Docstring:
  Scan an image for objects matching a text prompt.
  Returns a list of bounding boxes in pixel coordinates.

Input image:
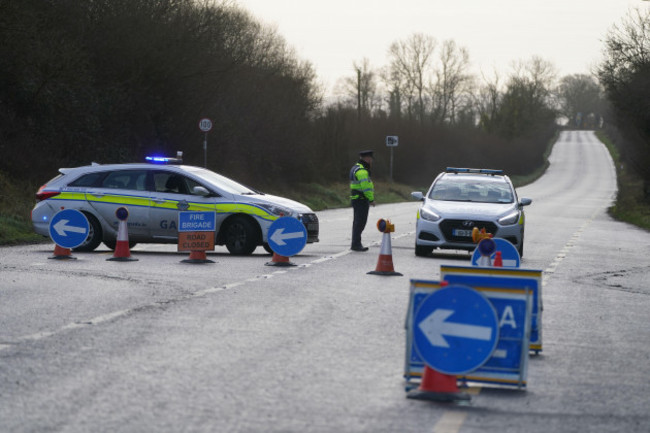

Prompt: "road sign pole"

[199,118,213,168]
[390,147,394,183]
[203,133,208,168]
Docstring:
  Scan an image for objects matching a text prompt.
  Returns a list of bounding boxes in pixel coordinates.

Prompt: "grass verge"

[596,130,650,230]
[0,173,45,245]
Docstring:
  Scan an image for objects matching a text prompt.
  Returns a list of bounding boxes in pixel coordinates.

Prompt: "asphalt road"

[1,130,649,432]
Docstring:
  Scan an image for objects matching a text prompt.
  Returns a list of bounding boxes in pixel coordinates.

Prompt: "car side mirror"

[192,186,211,197]
[519,197,532,206]
[411,191,424,201]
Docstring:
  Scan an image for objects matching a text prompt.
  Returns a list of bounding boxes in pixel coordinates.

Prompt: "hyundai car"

[32,156,319,255]
[412,168,531,257]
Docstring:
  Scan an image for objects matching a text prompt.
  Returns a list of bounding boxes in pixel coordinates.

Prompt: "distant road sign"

[386,135,399,147]
[267,217,307,257]
[199,118,213,132]
[49,209,90,249]
[413,285,498,375]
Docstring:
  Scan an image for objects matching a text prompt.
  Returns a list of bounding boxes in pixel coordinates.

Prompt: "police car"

[411,168,531,257]
[32,156,319,255]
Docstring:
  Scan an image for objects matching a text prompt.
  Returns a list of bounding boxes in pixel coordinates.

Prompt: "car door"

[148,170,218,240]
[85,169,152,239]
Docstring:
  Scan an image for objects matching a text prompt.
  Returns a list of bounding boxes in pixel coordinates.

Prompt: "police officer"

[350,150,375,251]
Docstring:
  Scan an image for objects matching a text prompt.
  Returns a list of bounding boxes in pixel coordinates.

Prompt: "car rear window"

[68,172,105,187]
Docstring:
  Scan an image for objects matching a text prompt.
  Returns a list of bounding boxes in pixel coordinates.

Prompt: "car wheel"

[518,236,524,258]
[415,244,433,257]
[223,217,259,255]
[73,213,103,252]
[103,239,137,250]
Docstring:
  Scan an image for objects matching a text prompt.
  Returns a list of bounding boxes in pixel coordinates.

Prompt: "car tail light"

[36,185,60,201]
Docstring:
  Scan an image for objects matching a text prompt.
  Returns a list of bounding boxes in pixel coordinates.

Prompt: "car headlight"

[498,210,520,225]
[258,203,294,217]
[420,207,441,222]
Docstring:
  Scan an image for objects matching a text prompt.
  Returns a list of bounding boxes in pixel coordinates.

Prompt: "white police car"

[411,168,531,257]
[32,156,319,255]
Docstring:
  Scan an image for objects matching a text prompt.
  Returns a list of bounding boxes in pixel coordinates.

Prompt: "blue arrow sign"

[471,237,520,267]
[49,209,90,249]
[413,285,498,375]
[267,217,307,257]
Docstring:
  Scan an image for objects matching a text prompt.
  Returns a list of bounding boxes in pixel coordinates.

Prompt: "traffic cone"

[407,365,470,401]
[493,251,503,267]
[265,251,296,267]
[367,232,402,276]
[107,219,138,261]
[181,250,215,264]
[49,244,77,260]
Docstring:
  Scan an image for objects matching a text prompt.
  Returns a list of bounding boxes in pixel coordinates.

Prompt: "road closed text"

[178,231,215,251]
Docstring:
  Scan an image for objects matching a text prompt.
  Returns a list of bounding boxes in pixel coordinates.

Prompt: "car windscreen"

[429,177,514,203]
[184,167,258,195]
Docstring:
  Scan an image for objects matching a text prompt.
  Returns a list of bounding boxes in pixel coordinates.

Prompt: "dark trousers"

[351,199,370,247]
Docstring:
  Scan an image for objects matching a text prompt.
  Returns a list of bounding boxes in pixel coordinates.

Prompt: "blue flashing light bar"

[145,156,182,165]
[446,167,504,175]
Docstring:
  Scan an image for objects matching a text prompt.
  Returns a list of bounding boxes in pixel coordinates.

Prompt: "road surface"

[1,131,648,432]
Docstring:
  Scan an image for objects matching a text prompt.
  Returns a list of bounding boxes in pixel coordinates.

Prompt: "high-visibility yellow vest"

[350,162,374,201]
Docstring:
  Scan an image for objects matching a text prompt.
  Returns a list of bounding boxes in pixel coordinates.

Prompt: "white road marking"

[2,233,414,351]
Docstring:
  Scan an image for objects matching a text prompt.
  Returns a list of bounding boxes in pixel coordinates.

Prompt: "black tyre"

[73,213,103,252]
[103,239,137,250]
[223,217,259,255]
[262,243,274,254]
[415,243,433,257]
[518,234,524,258]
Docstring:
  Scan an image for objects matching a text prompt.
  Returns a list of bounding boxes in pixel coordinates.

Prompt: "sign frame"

[405,273,534,390]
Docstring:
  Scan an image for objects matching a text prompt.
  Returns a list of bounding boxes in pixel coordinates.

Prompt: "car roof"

[59,163,195,174]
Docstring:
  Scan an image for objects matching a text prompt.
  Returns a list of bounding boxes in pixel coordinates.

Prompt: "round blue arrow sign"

[267,217,307,257]
[413,285,499,375]
[471,237,520,267]
[49,209,90,249]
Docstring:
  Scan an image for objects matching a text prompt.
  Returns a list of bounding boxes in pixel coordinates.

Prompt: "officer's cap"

[359,150,374,158]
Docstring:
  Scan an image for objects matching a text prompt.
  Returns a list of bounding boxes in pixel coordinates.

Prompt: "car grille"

[301,213,319,242]
[439,219,498,242]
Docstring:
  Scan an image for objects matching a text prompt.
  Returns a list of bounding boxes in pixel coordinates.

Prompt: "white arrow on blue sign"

[471,237,520,267]
[267,217,307,257]
[413,285,499,375]
[49,209,90,249]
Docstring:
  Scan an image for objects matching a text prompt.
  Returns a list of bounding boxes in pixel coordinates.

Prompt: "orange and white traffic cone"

[407,365,470,401]
[107,219,138,261]
[265,251,296,267]
[367,231,402,276]
[493,251,503,267]
[49,244,77,260]
[181,250,214,264]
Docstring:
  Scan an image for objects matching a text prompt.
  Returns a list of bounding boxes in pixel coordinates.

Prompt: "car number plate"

[452,229,473,237]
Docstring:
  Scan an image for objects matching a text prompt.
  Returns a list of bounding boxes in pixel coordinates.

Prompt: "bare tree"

[333,58,380,119]
[430,39,473,125]
[387,33,436,123]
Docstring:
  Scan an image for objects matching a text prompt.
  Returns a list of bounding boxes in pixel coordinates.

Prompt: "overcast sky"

[234,0,649,94]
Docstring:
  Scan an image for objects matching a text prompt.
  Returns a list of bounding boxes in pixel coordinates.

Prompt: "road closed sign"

[177,211,216,252]
[178,231,215,252]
